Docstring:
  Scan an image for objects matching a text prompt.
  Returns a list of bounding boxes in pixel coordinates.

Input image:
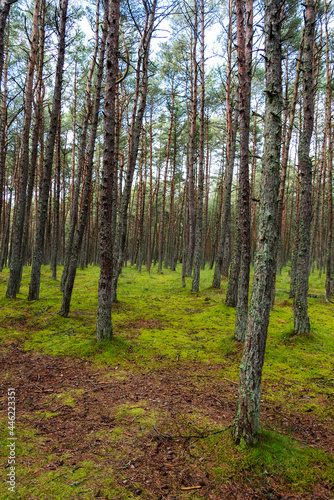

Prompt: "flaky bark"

[234,0,253,341]
[96,0,120,340]
[293,0,315,333]
[233,0,282,445]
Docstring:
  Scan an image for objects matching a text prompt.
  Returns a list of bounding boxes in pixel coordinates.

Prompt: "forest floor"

[0,265,333,499]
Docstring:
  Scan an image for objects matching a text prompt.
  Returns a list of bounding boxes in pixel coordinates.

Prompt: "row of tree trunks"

[111,0,158,303]
[212,0,236,290]
[27,0,68,301]
[6,0,41,298]
[60,0,100,292]
[59,2,108,319]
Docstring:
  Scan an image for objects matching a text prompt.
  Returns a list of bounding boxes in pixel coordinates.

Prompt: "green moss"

[240,430,334,491]
[1,264,334,497]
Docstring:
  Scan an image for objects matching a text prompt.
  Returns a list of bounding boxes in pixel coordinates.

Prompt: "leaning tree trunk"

[28,0,68,300]
[96,0,120,340]
[293,0,315,334]
[111,0,157,302]
[232,0,282,445]
[60,0,100,292]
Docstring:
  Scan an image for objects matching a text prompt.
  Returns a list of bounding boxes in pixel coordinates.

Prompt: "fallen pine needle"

[181,486,202,490]
[224,377,238,385]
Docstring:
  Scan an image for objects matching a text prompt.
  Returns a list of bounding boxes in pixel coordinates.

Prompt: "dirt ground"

[0,343,333,499]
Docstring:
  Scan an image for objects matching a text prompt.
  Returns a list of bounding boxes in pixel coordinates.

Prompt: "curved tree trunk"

[232,0,282,445]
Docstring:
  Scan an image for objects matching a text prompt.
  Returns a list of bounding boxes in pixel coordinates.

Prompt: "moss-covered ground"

[0,264,333,499]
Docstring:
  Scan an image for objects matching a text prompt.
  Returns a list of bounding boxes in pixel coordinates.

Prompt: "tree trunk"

[96,0,120,340]
[0,0,16,89]
[51,110,61,280]
[192,0,205,292]
[324,0,333,301]
[234,0,253,342]
[111,0,157,301]
[186,2,198,278]
[232,0,282,445]
[293,0,315,333]
[158,81,174,273]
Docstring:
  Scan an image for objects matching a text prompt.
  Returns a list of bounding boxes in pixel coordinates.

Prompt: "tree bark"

[96,0,120,340]
[232,0,282,445]
[324,0,333,301]
[234,0,253,341]
[293,0,315,333]
[192,0,205,293]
